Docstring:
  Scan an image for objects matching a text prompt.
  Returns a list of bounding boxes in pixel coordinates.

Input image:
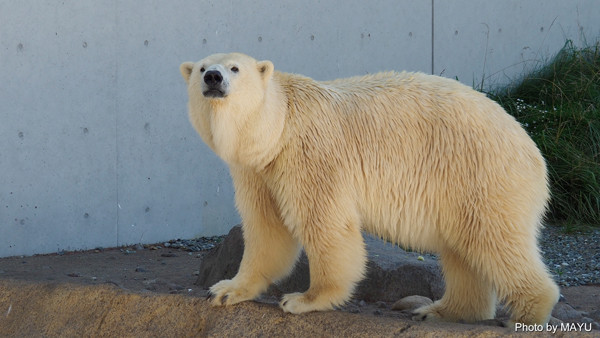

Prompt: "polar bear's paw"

[411,302,446,322]
[207,279,259,306]
[280,292,336,314]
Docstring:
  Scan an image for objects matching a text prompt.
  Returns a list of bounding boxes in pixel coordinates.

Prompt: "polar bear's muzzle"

[203,70,227,98]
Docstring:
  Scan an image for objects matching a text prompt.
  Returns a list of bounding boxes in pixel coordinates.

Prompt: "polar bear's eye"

[231,66,239,73]
[200,67,205,73]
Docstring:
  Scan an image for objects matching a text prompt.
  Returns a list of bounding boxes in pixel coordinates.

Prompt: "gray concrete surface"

[1,1,599,257]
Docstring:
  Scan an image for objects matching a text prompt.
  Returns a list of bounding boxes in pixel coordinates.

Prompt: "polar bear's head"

[180,53,284,168]
[180,52,274,102]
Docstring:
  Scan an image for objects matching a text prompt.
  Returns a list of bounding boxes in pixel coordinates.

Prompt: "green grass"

[490,40,600,228]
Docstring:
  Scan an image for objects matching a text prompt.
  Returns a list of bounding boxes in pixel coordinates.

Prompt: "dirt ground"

[0,245,598,337]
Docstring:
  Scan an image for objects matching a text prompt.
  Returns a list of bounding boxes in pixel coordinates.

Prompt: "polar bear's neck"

[211,77,287,170]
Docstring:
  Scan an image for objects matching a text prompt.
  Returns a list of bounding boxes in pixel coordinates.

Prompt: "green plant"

[490,40,600,228]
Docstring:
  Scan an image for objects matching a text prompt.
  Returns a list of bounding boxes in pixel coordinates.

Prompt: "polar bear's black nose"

[204,70,223,87]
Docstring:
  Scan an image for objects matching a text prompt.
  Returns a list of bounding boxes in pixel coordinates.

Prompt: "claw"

[206,292,214,301]
[221,294,228,305]
[411,312,427,321]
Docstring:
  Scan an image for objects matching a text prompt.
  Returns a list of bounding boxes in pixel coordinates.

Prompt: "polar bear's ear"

[257,60,274,83]
[180,62,195,84]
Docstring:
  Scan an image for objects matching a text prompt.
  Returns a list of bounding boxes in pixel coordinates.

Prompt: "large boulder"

[196,225,444,302]
[195,226,245,287]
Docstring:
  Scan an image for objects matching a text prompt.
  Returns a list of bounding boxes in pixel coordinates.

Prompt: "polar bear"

[180,52,559,325]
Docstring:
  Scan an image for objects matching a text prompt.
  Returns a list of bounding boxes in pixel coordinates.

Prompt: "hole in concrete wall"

[82,41,87,48]
[144,40,149,46]
[17,43,23,52]
[258,36,262,42]
[202,38,207,44]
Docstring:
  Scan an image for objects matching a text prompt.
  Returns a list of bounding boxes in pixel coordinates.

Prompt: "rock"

[196,225,445,303]
[354,235,444,302]
[581,317,594,324]
[168,283,184,291]
[391,295,433,311]
[143,279,157,286]
[548,316,563,325]
[552,302,587,322]
[195,226,245,287]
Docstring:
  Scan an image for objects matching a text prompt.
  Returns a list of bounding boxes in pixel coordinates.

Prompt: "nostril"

[204,70,223,86]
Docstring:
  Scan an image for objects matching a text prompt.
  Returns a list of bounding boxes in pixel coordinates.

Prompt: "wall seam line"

[431,0,435,75]
[114,0,120,247]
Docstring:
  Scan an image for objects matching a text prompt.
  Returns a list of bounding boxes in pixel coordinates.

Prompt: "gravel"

[540,225,600,287]
[143,225,600,287]
[144,236,225,252]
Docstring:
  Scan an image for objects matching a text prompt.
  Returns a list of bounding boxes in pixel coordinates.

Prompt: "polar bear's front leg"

[208,215,301,307]
[209,167,301,307]
[280,217,366,314]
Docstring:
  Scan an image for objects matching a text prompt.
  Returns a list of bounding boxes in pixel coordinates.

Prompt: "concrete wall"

[434,1,599,89]
[1,0,598,257]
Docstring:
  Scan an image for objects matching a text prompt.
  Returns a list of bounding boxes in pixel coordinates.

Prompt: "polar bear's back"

[275,71,549,252]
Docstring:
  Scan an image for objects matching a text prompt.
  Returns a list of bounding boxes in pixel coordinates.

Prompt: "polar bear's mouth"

[203,89,227,98]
